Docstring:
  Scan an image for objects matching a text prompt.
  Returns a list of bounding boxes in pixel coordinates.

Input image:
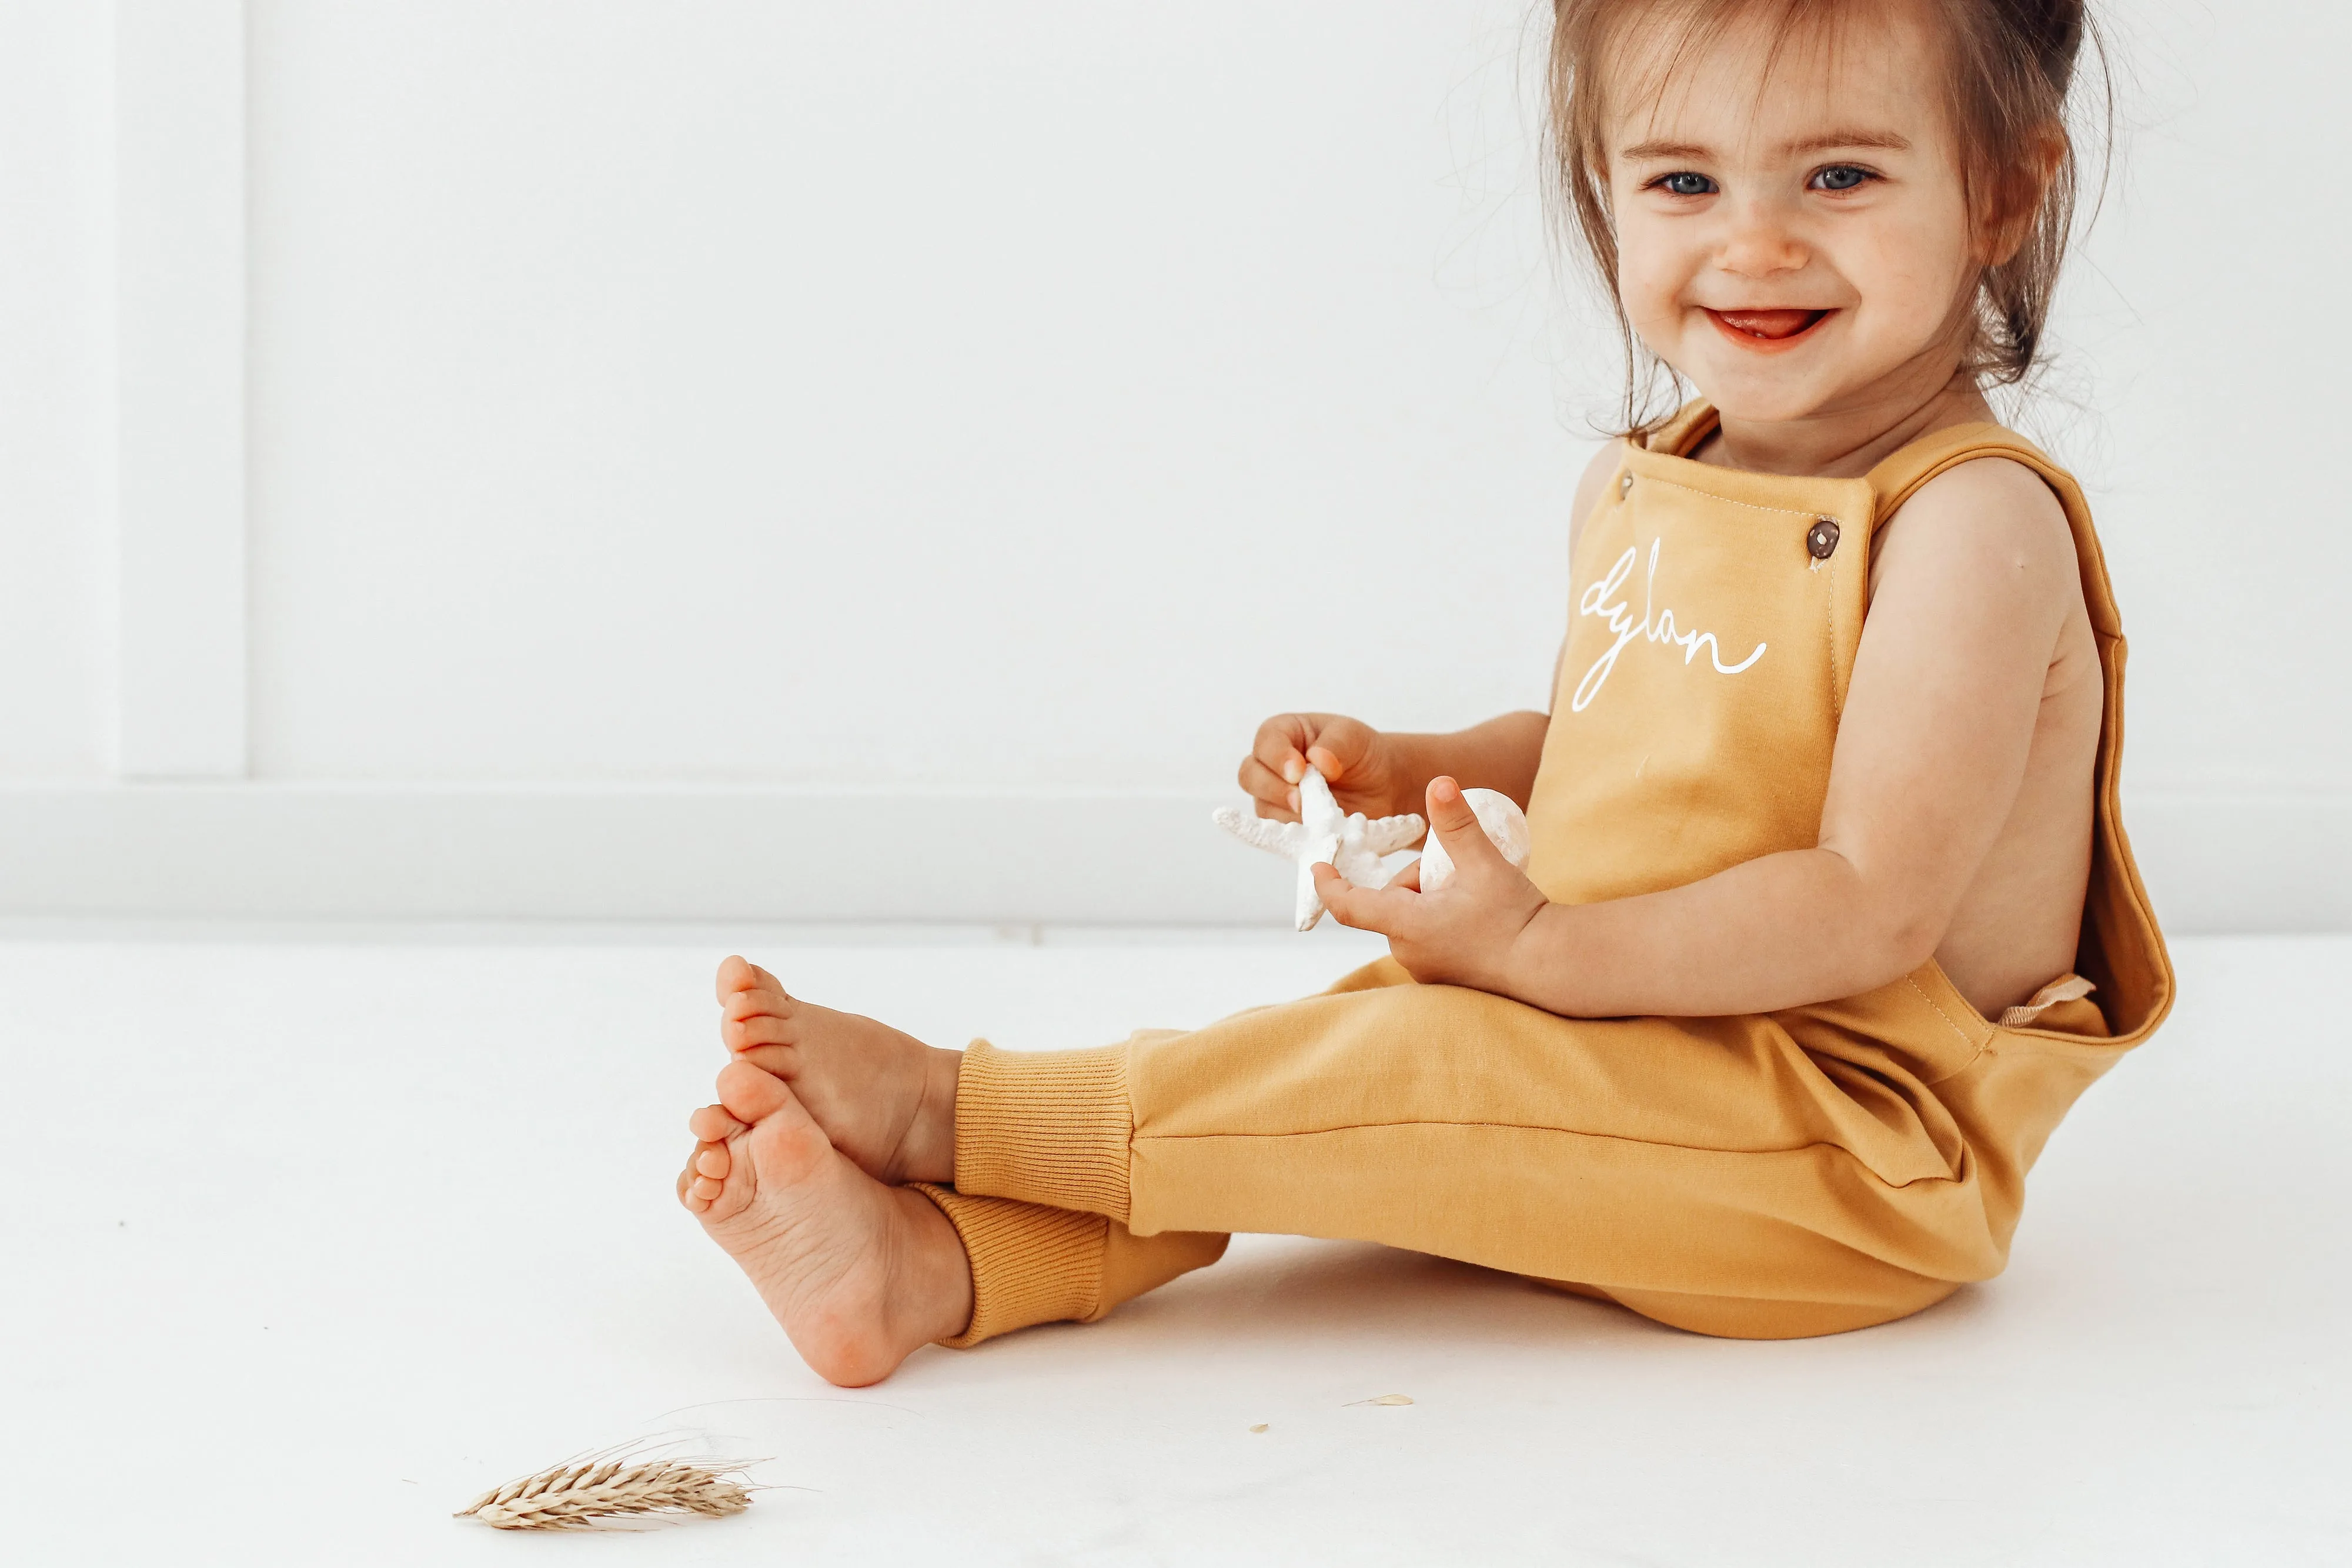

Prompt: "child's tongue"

[1715,308,1822,339]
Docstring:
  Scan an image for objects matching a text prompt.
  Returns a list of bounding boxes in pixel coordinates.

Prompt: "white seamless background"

[0,0,2342,930]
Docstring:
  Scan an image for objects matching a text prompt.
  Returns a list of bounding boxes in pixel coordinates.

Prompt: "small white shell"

[1415,789,1531,893]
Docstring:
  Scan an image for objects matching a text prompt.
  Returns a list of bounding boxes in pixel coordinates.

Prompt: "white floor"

[2,927,2347,1567]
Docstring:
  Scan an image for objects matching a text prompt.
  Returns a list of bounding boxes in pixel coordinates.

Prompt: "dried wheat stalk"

[455,1450,756,1531]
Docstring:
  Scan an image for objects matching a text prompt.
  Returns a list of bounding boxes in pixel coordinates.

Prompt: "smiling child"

[674,0,2173,1386]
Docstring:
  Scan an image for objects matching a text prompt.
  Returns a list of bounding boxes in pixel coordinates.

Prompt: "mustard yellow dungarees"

[916,404,2174,1343]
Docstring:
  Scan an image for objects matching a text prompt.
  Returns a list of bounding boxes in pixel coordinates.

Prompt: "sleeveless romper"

[915,406,2175,1344]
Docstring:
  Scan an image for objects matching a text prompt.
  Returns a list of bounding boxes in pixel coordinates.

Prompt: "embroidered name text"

[1571,540,1767,712]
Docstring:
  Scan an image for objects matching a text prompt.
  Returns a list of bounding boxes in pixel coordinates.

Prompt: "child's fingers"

[1426,777,1506,872]
[1310,862,1361,923]
[1238,756,1301,821]
[1251,716,1314,786]
[1303,715,1377,781]
[1313,862,1406,935]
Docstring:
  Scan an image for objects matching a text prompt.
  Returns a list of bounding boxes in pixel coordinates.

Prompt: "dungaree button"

[1618,473,1634,499]
[1807,517,1841,559]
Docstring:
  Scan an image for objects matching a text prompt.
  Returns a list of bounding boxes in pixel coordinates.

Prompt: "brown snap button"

[1618,472,1633,499]
[1807,517,1840,560]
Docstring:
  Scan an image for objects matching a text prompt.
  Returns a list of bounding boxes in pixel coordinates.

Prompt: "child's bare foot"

[714,956,958,1185]
[677,1061,974,1386]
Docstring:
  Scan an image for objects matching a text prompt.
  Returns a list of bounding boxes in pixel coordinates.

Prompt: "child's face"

[1605,6,1981,426]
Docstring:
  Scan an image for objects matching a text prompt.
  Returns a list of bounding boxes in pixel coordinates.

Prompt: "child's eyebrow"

[1616,128,1912,163]
[1619,139,1713,162]
[1779,128,1912,156]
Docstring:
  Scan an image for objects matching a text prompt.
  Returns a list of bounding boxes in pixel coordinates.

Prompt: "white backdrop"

[1,0,2344,929]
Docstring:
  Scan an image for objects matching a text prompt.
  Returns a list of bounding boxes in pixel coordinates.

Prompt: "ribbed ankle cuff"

[912,1185,1108,1349]
[910,1186,1232,1350]
[953,1040,1133,1223]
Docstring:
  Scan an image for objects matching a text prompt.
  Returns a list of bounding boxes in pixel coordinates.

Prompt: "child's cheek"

[1613,215,1685,356]
[1618,265,1681,363]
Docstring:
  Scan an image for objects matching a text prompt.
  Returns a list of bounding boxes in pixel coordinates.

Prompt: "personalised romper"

[916,403,2174,1345]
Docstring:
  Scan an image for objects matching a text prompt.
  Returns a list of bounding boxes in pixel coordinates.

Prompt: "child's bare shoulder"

[1869,452,2082,627]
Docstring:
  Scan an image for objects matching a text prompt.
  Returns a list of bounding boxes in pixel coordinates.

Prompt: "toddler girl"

[676,0,2172,1386]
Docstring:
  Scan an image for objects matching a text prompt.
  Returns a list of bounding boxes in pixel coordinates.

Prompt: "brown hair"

[1548,0,2107,431]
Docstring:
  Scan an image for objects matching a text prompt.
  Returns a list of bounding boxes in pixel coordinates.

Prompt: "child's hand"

[1240,713,1411,823]
[1314,777,1548,995]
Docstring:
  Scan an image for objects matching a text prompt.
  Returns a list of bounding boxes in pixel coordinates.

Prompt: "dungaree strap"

[1863,418,2172,1045]
[1640,400,1722,457]
[1862,422,2126,641]
[1862,420,2030,516]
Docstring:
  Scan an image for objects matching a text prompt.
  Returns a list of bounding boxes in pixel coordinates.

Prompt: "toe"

[735,1044,797,1078]
[716,954,758,1002]
[695,1142,731,1179]
[724,1012,798,1051]
[689,1104,747,1142]
[716,1058,797,1123]
[724,989,795,1025]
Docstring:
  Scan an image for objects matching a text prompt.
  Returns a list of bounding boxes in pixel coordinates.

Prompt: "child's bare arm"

[1240,711,1548,824]
[1387,714,1550,811]
[1318,459,2085,1017]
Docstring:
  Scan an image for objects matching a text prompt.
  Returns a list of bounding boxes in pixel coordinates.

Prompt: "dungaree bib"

[917,404,2174,1346]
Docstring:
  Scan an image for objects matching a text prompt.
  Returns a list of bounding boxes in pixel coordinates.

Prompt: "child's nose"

[1712,205,1810,277]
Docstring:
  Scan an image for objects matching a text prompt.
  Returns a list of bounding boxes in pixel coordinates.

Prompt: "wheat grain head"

[455,1449,757,1531]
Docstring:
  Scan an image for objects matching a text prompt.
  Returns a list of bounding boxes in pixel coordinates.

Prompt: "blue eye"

[1811,165,1872,192]
[1659,172,1716,197]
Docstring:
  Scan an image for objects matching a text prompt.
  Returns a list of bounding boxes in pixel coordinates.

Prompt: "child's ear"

[1979,123,2067,267]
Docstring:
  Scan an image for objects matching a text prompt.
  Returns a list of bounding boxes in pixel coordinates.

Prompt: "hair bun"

[1997,0,2087,83]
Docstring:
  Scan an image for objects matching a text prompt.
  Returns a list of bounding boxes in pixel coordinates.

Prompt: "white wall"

[0,3,113,781]
[0,0,2344,930]
[241,1,1574,787]
[2044,3,2352,795]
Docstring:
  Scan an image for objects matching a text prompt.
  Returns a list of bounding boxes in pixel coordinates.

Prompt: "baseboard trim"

[0,783,2342,933]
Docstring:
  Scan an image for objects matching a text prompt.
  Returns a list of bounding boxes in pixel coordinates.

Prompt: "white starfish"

[1211,766,1426,931]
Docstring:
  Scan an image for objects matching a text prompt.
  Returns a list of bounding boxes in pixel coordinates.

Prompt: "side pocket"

[1776,963,1992,1096]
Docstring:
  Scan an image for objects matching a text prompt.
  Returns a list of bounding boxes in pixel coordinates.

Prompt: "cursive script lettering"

[1571,540,1767,712]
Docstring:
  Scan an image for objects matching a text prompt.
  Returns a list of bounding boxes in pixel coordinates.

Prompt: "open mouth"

[1705,307,1832,348]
